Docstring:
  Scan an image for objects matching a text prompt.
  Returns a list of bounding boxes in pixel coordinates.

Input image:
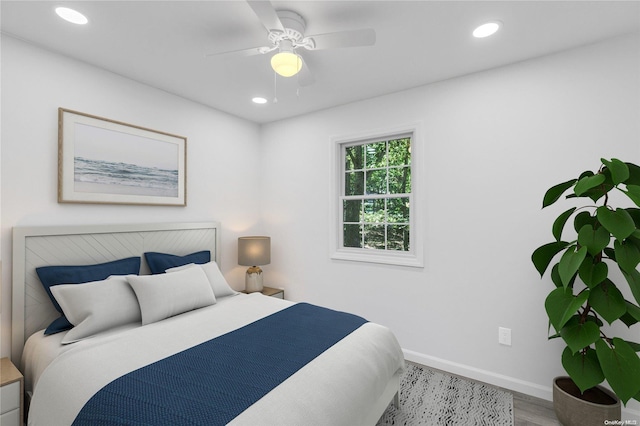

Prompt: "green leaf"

[622,269,640,306]
[588,280,627,324]
[626,163,640,185]
[545,287,590,332]
[604,247,617,262]
[621,185,640,208]
[550,263,563,288]
[626,208,640,227]
[578,260,608,288]
[558,246,588,288]
[532,242,569,277]
[626,340,640,352]
[597,206,636,241]
[601,158,629,185]
[615,239,640,273]
[553,208,576,242]
[560,316,600,354]
[595,338,640,405]
[577,224,610,256]
[626,301,640,322]
[574,211,597,233]
[620,312,638,327]
[543,179,577,208]
[562,346,604,393]
[575,174,606,197]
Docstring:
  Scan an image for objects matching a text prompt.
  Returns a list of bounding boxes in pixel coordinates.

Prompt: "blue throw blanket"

[73,303,368,425]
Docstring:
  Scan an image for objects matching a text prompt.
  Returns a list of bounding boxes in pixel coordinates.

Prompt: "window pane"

[366,169,387,194]
[363,224,385,249]
[387,225,410,251]
[343,224,362,248]
[343,200,362,222]
[363,198,385,223]
[365,142,386,169]
[388,138,411,166]
[345,145,364,170]
[345,171,364,195]
[389,166,411,194]
[388,197,410,223]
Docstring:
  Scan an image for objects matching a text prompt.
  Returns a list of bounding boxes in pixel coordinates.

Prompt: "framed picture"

[58,108,187,206]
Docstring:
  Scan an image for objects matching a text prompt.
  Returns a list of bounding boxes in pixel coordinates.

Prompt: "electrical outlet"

[499,327,512,346]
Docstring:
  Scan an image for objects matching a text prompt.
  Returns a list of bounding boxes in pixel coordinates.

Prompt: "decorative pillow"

[144,250,210,274]
[44,316,73,335]
[127,266,215,325]
[36,257,142,335]
[51,276,142,344]
[166,261,237,298]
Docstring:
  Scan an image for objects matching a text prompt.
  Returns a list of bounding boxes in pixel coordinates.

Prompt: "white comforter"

[27,293,405,426]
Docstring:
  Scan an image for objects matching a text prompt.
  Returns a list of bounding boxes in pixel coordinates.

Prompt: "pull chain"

[273,71,278,103]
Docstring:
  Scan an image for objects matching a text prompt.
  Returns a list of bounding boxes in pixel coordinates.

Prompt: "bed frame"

[11,222,220,364]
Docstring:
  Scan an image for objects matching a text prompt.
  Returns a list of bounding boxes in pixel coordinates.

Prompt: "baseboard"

[402,349,640,421]
[402,349,552,400]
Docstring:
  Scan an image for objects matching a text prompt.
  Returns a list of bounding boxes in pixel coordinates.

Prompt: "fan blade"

[297,55,315,87]
[205,45,267,59]
[307,28,376,50]
[246,1,284,32]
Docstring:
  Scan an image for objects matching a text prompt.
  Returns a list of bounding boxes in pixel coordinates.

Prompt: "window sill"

[331,249,424,268]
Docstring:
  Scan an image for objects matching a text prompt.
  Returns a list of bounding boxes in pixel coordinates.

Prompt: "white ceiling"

[2,1,640,124]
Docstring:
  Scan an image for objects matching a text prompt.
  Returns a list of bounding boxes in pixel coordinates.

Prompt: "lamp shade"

[238,236,271,266]
[271,51,302,77]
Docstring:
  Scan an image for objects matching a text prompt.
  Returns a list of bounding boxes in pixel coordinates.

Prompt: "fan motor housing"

[268,10,306,44]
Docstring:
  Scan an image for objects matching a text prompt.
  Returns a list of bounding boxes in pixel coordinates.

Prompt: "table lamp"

[238,236,271,293]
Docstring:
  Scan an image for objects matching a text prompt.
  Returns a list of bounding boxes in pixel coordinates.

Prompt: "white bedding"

[26,293,405,426]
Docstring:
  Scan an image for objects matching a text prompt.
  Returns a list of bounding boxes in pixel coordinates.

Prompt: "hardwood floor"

[513,390,561,425]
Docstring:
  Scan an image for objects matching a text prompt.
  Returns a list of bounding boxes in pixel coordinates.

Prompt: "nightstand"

[242,286,284,299]
[1,357,23,426]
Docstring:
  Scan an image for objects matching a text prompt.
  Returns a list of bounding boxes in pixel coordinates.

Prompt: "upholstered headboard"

[11,222,220,363]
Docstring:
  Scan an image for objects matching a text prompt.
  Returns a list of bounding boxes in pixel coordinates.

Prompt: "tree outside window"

[342,136,411,251]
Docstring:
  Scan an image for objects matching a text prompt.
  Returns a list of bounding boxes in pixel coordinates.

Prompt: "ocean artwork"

[74,157,179,197]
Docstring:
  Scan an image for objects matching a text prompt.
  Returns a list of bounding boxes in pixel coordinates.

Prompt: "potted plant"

[532,158,640,425]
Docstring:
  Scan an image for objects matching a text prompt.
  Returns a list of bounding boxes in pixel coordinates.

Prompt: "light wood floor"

[512,390,561,425]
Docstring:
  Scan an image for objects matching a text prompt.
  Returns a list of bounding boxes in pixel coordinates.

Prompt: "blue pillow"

[45,316,74,335]
[36,257,141,335]
[144,250,211,274]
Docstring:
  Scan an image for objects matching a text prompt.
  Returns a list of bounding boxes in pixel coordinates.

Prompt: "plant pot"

[553,376,621,426]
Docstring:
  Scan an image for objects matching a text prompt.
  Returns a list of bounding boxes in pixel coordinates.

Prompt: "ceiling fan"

[207,0,376,86]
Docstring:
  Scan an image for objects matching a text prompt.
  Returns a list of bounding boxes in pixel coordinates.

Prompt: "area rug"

[377,362,514,425]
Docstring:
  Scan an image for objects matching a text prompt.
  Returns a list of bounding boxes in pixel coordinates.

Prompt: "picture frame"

[58,108,187,206]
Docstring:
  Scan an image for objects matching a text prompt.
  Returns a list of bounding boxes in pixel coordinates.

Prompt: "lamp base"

[245,266,264,293]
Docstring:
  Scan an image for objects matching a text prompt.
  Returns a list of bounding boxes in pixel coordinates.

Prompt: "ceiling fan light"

[271,51,302,77]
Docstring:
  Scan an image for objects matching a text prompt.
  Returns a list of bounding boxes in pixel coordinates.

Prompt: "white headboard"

[11,222,221,364]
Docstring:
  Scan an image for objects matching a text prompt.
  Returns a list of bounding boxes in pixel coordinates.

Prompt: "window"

[331,124,423,267]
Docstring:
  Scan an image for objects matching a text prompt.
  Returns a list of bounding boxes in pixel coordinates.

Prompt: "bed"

[11,222,405,425]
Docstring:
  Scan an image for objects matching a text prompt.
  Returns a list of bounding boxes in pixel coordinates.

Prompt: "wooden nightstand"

[1,357,23,426]
[242,286,284,299]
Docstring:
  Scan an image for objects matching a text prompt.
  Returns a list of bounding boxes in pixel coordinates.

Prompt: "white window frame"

[330,122,424,268]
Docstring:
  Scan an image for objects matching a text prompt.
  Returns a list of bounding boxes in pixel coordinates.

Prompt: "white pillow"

[166,261,237,298]
[127,266,216,325]
[51,275,141,344]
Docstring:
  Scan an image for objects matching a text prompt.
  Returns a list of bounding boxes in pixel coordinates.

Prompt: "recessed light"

[473,21,501,38]
[252,97,268,104]
[55,7,88,25]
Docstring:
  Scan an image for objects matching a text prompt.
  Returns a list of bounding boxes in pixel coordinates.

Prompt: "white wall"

[2,31,640,416]
[0,36,263,358]
[259,33,640,415]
